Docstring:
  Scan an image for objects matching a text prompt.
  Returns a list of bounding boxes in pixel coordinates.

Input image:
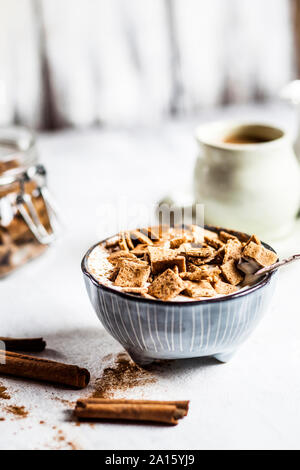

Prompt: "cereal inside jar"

[0,127,59,277]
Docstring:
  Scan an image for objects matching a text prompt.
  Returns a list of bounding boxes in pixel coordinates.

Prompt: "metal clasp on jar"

[16,165,61,245]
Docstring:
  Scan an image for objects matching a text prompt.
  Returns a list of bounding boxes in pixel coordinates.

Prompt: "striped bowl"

[82,231,278,365]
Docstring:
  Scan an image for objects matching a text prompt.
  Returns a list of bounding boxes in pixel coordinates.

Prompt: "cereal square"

[121,287,147,294]
[108,250,137,266]
[125,231,134,250]
[219,231,238,242]
[186,262,200,272]
[223,239,243,263]
[130,244,149,256]
[242,242,277,267]
[147,246,186,274]
[130,230,153,246]
[119,232,129,251]
[114,260,150,288]
[184,246,215,258]
[183,280,216,298]
[221,259,244,285]
[170,236,188,249]
[187,253,216,266]
[204,236,224,250]
[213,279,238,295]
[148,269,185,301]
[108,267,120,282]
[245,234,261,246]
[180,265,220,282]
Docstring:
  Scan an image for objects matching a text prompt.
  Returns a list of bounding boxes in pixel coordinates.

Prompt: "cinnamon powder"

[51,396,74,407]
[92,352,156,399]
[53,430,79,450]
[5,405,28,418]
[0,383,10,400]
[0,382,28,419]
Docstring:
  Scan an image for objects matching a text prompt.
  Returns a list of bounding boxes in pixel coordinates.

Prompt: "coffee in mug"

[194,121,300,240]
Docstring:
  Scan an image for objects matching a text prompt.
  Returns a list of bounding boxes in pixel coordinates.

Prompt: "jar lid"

[0,127,38,186]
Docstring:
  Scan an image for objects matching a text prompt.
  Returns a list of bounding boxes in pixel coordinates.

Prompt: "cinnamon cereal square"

[172,265,179,275]
[125,231,135,250]
[204,236,224,250]
[170,236,188,249]
[186,262,200,272]
[121,287,147,294]
[242,242,277,267]
[245,234,261,246]
[223,239,243,263]
[221,259,244,285]
[147,247,186,275]
[213,279,238,295]
[184,246,215,258]
[108,250,137,266]
[130,230,153,246]
[105,236,120,249]
[183,280,216,298]
[219,231,238,242]
[180,265,220,282]
[108,266,120,282]
[180,270,204,281]
[114,260,150,288]
[186,247,216,266]
[148,269,185,301]
[119,233,129,251]
[130,244,149,256]
[213,246,226,265]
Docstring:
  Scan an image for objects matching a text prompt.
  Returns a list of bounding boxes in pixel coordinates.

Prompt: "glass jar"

[0,127,59,277]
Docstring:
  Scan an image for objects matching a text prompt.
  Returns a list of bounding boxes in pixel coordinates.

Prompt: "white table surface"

[1,103,300,450]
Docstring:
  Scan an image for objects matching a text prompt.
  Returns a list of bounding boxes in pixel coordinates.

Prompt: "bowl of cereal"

[82,225,278,365]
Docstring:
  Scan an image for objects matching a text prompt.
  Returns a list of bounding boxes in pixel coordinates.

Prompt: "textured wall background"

[0,0,296,129]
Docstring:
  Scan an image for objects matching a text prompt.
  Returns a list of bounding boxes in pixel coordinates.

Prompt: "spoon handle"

[255,253,300,277]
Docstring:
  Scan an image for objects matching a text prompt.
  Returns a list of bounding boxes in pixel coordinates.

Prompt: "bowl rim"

[81,226,278,307]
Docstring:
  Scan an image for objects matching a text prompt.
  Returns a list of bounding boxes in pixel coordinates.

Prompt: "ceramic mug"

[194,121,300,240]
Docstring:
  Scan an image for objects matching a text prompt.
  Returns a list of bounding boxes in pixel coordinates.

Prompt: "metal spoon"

[239,254,300,286]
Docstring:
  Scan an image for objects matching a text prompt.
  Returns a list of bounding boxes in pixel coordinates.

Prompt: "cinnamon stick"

[0,337,46,352]
[74,399,189,425]
[77,398,189,414]
[0,350,90,389]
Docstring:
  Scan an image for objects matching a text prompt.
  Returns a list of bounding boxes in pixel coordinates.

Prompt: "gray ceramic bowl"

[82,227,278,365]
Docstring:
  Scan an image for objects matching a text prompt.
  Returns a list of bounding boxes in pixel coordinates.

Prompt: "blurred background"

[0,0,299,130]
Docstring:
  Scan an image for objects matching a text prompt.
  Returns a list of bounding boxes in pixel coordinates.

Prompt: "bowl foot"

[126,349,155,366]
[213,350,237,363]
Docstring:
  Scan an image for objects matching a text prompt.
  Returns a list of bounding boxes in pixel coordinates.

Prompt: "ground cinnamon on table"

[0,382,10,400]
[5,405,28,418]
[92,352,156,398]
[0,350,90,389]
[51,396,75,407]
